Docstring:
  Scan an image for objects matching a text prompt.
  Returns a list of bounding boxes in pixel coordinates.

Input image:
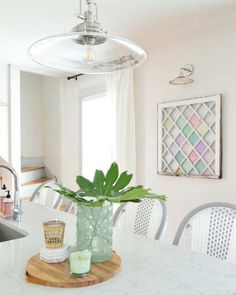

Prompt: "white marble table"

[1,201,236,295]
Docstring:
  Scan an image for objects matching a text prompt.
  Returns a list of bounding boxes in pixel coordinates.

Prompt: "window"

[81,92,116,179]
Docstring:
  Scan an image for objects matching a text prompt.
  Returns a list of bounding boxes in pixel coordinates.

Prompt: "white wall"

[135,21,236,243]
[41,76,62,177]
[20,73,62,176]
[0,157,13,194]
[20,72,44,158]
[0,64,9,162]
[10,66,21,173]
[0,64,21,171]
[0,65,21,195]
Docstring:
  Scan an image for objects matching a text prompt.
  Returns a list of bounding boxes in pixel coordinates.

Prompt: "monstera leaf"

[51,162,166,207]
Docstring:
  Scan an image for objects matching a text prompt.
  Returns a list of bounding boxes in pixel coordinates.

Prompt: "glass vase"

[76,202,113,263]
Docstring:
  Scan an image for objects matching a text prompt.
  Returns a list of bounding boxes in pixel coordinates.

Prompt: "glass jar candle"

[68,246,91,277]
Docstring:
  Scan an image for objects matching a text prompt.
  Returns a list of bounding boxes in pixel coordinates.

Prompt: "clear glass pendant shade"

[28,32,146,74]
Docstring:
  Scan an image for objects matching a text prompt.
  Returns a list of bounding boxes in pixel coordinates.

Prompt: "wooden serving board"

[25,252,121,288]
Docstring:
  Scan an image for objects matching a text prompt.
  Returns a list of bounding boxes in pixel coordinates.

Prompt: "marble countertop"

[1,201,236,295]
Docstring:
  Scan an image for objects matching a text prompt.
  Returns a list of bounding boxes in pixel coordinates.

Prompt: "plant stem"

[88,206,103,250]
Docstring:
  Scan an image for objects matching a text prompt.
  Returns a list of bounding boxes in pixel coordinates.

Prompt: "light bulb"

[83,46,96,64]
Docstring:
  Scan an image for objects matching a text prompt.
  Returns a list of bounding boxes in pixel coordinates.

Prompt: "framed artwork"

[157,94,222,179]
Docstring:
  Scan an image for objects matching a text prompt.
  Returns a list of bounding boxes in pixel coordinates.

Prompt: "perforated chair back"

[173,202,236,263]
[113,198,167,240]
[30,179,63,210]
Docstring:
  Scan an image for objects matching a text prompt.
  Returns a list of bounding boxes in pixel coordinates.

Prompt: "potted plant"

[51,162,166,263]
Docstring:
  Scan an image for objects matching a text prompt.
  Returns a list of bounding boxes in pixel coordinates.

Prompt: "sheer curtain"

[106,69,136,181]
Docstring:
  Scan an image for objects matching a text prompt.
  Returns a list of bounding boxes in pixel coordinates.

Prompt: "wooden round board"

[25,252,121,288]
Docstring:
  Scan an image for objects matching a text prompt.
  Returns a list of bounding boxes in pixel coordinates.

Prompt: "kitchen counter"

[1,201,236,295]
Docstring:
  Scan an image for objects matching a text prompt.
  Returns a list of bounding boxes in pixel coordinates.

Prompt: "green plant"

[51,162,166,207]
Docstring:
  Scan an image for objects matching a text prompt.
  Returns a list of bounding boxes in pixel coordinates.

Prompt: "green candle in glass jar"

[68,246,91,276]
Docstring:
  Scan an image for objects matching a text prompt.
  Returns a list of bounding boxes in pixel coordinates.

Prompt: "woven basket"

[43,220,65,249]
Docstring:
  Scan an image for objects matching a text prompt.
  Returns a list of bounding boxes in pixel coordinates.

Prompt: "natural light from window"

[81,92,116,179]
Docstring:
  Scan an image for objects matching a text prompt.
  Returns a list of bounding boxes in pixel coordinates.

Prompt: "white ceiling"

[0,0,235,75]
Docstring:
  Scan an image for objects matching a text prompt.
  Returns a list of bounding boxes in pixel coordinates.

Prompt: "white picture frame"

[157,94,222,179]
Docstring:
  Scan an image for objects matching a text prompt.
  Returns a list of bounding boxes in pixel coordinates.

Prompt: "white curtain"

[106,69,136,181]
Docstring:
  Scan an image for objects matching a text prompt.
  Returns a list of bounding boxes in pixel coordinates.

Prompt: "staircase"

[21,166,51,199]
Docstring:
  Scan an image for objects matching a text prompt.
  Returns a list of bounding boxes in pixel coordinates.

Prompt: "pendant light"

[28,0,147,74]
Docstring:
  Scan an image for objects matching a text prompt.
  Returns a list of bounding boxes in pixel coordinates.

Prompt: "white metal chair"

[30,179,64,210]
[173,202,236,263]
[30,179,79,214]
[113,198,167,240]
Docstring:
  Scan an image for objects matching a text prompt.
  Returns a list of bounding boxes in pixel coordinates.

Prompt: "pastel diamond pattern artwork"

[183,107,192,119]
[175,151,184,163]
[203,150,214,163]
[163,118,173,131]
[183,124,192,137]
[182,160,192,174]
[189,132,199,146]
[196,122,208,136]
[195,160,206,174]
[182,141,191,156]
[176,116,186,129]
[189,114,200,127]
[158,95,222,178]
[195,140,207,154]
[188,150,198,164]
[175,133,185,146]
[169,142,178,155]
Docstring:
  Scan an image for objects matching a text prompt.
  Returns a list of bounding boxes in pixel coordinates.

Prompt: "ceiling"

[0,0,235,75]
